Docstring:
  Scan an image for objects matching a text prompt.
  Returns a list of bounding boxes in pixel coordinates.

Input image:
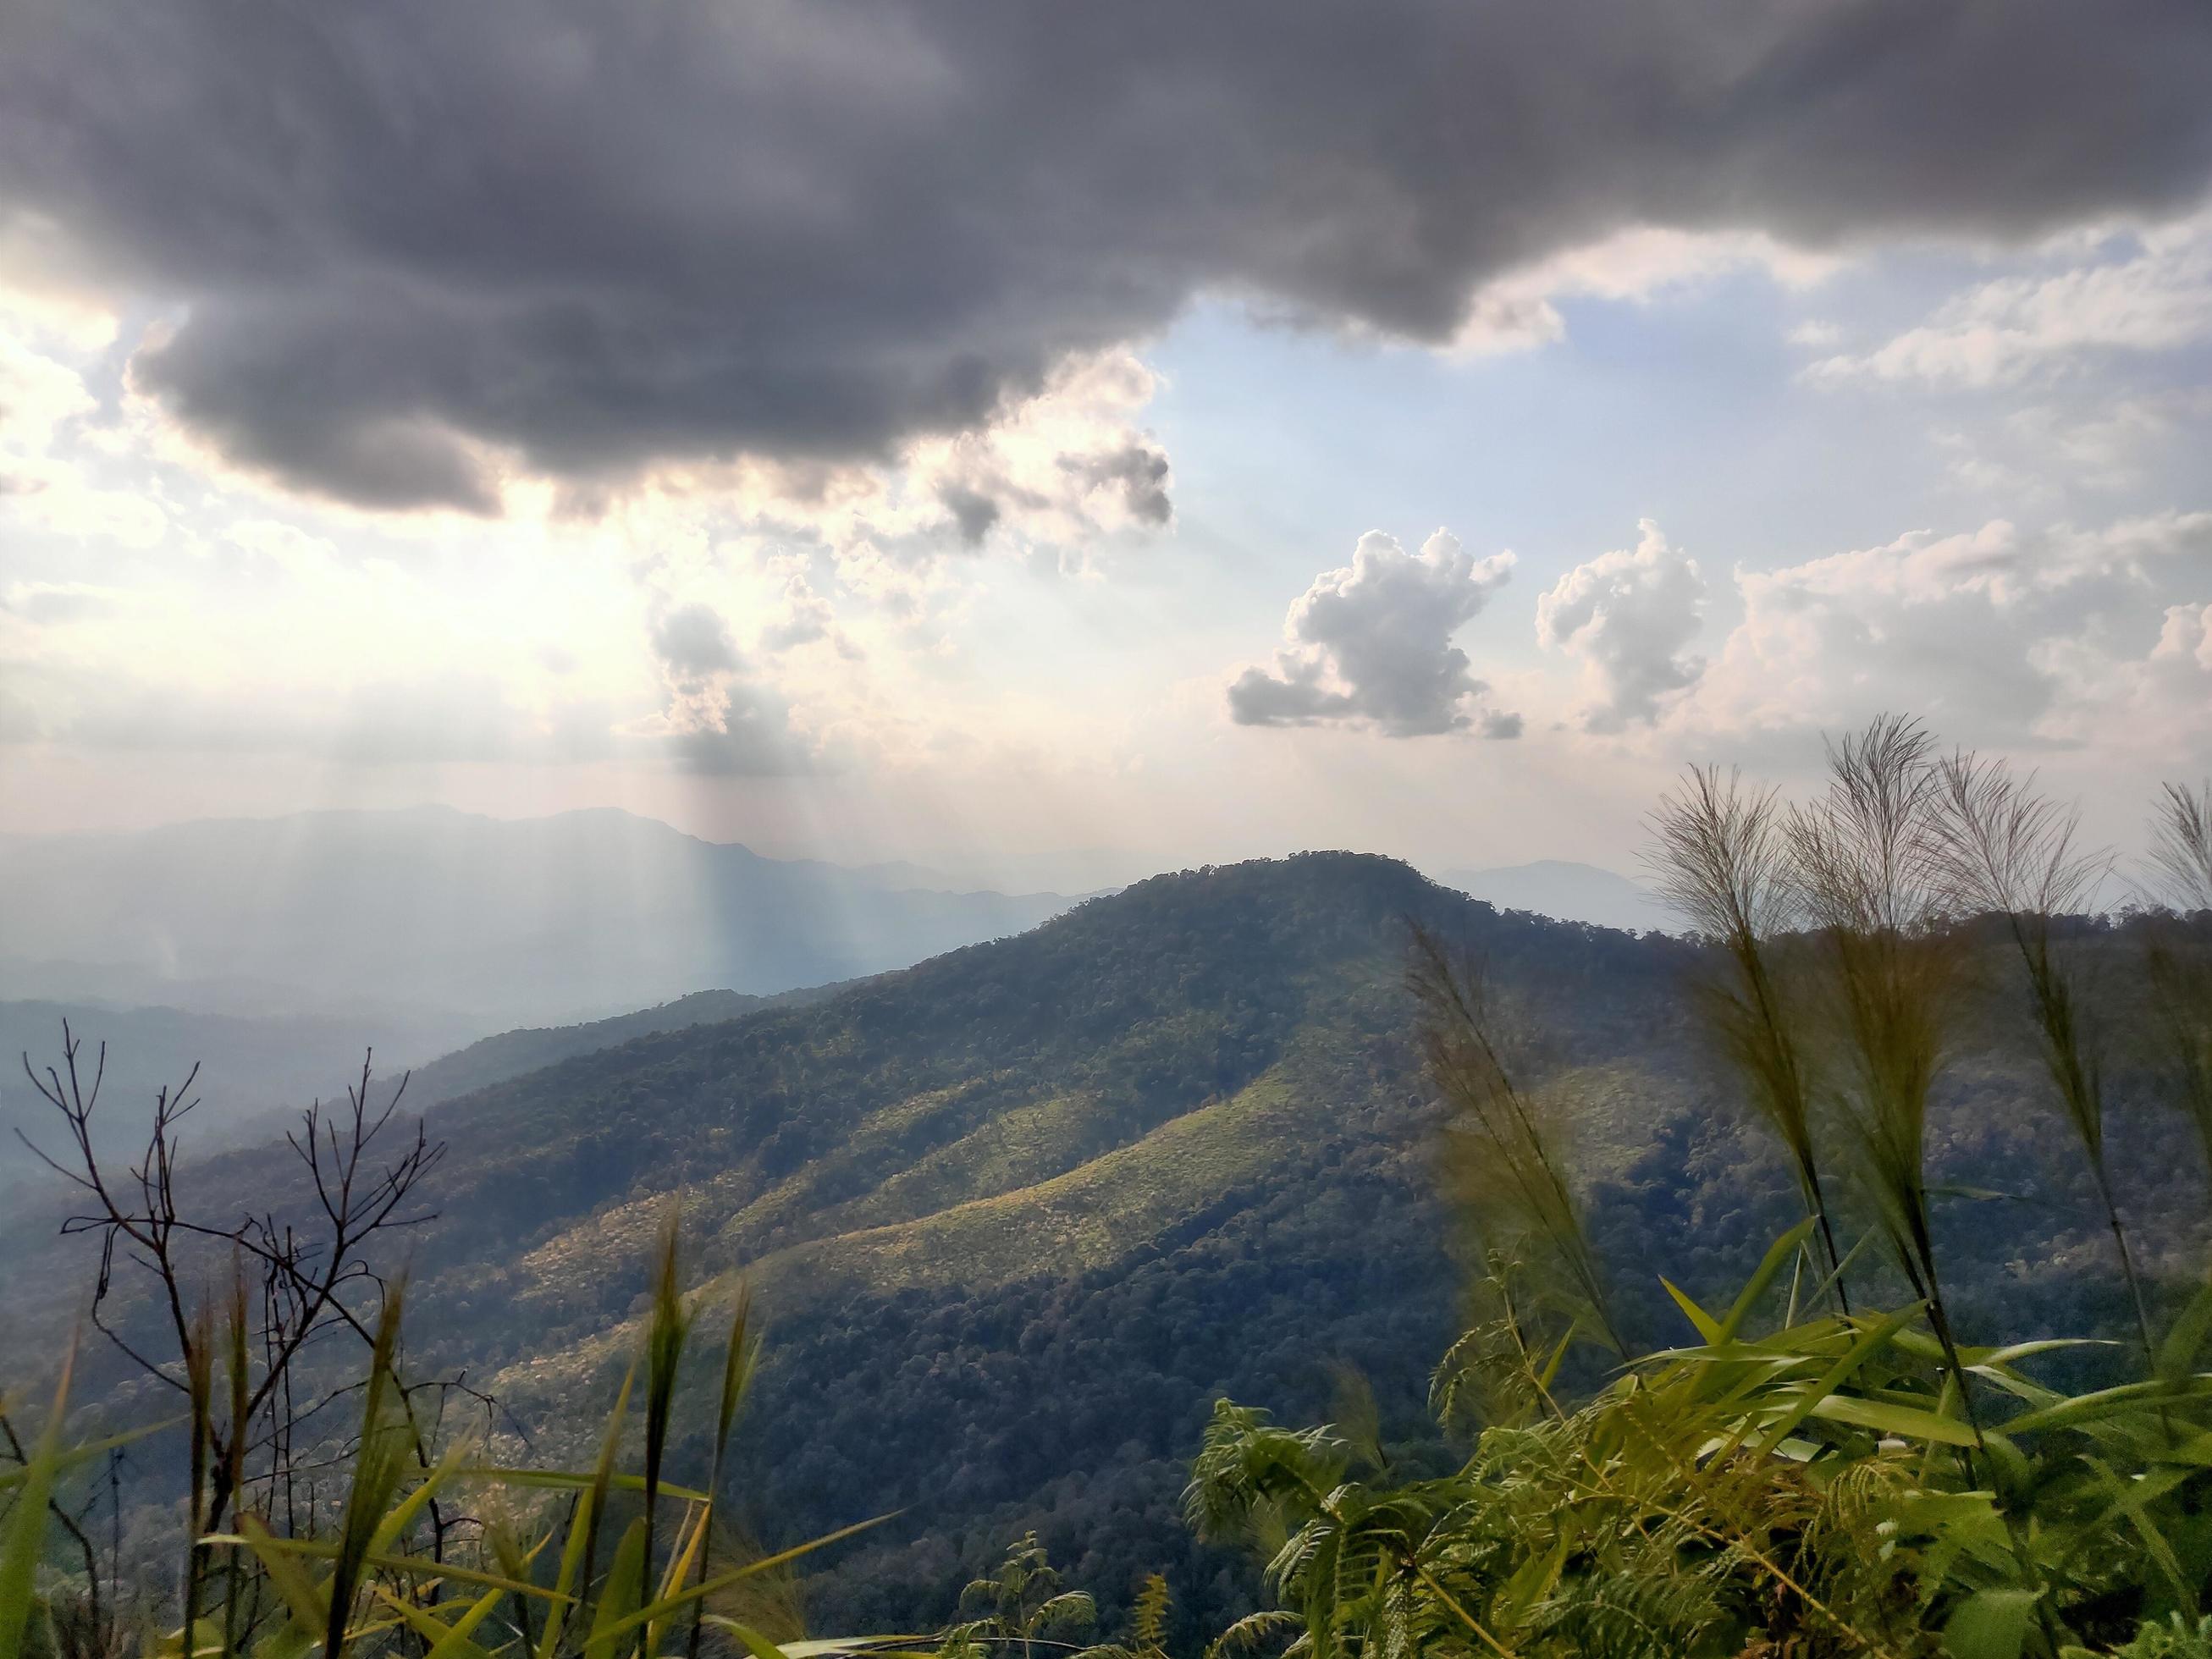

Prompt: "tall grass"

[1409,927,1629,1361]
[0,1221,893,1659]
[1785,715,1983,1435]
[1932,752,2155,1361]
[2146,783,2212,1181]
[1647,763,1846,1308]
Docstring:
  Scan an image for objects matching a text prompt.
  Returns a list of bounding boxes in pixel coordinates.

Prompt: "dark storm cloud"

[1062,442,1173,528]
[937,484,1003,548]
[5,0,2209,509]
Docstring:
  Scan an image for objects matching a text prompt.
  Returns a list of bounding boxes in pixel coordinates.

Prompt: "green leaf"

[534,1485,596,1659]
[1659,1278,1721,1345]
[230,1517,329,1641]
[0,1344,71,1659]
[1718,1219,1816,1343]
[2000,1376,2212,1437]
[707,1618,791,1659]
[368,1444,465,1561]
[582,1513,899,1653]
[373,1587,505,1659]
[583,1518,647,1659]
[2159,1272,2212,1385]
[1752,1304,1924,1457]
[1804,1393,1980,1447]
[1943,1589,2041,1659]
[1536,1324,1575,1392]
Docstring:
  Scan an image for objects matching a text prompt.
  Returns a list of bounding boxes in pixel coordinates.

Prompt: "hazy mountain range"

[0,986,842,1190]
[0,806,1074,1028]
[0,813,1678,1190]
[1437,858,1679,934]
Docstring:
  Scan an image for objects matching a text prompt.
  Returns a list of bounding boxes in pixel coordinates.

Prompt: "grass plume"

[1647,763,1846,1308]
[1933,750,2155,1363]
[1785,716,1981,1438]
[1409,925,1629,1362]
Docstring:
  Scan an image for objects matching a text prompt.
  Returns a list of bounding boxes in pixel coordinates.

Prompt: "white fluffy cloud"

[1808,214,2212,387]
[1228,529,1518,737]
[1682,512,2212,764]
[1536,521,1707,731]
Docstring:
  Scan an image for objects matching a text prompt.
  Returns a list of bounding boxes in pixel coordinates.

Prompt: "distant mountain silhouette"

[0,807,1072,1027]
[1437,858,1679,934]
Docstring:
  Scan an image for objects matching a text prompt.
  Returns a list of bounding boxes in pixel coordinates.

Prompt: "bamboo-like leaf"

[648,1503,709,1656]
[582,1513,898,1653]
[2077,1457,2195,1610]
[1717,1219,1816,1343]
[658,1503,708,1602]
[706,1629,935,1659]
[1799,1228,1878,1316]
[1970,1339,2108,1373]
[716,1284,760,1455]
[643,1206,694,1623]
[584,1518,647,1659]
[565,1355,638,1659]
[1660,1279,1721,1345]
[0,1341,72,1659]
[2159,1273,2212,1385]
[372,1585,505,1659]
[1752,1304,1925,1457]
[707,1617,790,1659]
[328,1287,411,1659]
[2000,1376,2212,1436]
[533,1489,597,1659]
[368,1441,467,1561]
[229,1518,328,1640]
[1536,1325,1575,1392]
[1804,1392,1980,1447]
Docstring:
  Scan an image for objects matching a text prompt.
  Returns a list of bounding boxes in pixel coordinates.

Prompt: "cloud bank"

[5,0,2209,509]
[1686,512,2212,764]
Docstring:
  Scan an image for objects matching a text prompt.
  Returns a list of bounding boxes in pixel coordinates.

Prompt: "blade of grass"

[0,1338,74,1659]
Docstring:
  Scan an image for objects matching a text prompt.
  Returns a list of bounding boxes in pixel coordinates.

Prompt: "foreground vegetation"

[5,717,2211,1657]
[1184,724,2212,1656]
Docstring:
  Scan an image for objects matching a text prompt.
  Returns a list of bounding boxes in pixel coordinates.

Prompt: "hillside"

[4,856,2203,1645]
[0,986,860,1191]
[0,806,1072,1027]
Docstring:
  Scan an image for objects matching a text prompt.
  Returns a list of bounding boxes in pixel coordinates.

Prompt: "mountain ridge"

[0,806,1074,1026]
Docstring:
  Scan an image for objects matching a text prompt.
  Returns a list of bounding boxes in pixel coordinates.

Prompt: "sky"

[3,0,2210,892]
